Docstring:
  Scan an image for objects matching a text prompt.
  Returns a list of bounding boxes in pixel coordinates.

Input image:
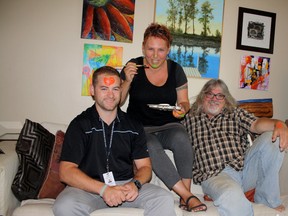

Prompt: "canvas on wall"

[81,0,135,43]
[154,0,224,78]
[240,55,270,91]
[82,44,123,96]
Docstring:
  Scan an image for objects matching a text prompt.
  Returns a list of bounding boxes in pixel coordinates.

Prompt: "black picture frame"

[236,7,276,54]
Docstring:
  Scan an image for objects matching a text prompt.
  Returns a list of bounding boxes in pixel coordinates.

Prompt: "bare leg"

[178,178,190,210]
[182,178,191,190]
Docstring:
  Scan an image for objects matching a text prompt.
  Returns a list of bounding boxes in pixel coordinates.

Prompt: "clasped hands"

[101,182,139,207]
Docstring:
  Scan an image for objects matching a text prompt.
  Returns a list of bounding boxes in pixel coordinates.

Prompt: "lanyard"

[101,119,115,173]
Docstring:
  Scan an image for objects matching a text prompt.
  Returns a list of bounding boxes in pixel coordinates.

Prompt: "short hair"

[92,66,120,87]
[190,79,237,115]
[143,23,173,47]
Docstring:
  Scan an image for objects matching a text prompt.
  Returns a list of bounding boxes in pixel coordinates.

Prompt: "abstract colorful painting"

[240,55,270,91]
[82,44,123,96]
[81,0,135,43]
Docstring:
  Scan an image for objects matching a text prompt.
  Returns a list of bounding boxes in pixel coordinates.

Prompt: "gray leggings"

[145,123,194,189]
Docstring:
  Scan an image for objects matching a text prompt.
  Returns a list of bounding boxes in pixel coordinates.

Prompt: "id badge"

[103,171,116,186]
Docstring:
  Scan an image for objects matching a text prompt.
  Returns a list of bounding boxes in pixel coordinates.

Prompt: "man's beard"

[97,98,119,111]
[206,101,222,116]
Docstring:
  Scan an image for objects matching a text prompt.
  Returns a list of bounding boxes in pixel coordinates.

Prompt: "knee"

[53,197,84,216]
[170,129,191,151]
[172,126,189,141]
[53,199,70,216]
[215,189,252,212]
[256,132,274,146]
[255,132,281,152]
[153,190,175,208]
[146,134,163,154]
[52,206,63,216]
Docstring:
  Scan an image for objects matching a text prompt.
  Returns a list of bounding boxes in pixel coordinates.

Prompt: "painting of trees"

[155,0,224,78]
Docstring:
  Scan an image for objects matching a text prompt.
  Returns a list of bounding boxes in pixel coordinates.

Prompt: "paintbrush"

[115,65,149,70]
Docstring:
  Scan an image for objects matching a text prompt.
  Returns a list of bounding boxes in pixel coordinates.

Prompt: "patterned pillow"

[38,130,66,198]
[11,119,55,201]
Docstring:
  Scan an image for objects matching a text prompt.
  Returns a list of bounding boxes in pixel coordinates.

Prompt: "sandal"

[185,195,207,212]
[179,198,187,210]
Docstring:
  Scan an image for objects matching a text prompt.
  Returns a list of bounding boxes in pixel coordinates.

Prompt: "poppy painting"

[81,0,135,43]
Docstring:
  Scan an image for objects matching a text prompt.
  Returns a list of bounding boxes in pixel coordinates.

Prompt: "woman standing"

[120,23,207,212]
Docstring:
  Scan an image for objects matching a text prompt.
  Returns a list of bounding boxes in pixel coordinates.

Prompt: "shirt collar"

[91,104,121,124]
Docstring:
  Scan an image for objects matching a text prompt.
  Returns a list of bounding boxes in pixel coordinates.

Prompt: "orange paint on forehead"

[103,76,115,86]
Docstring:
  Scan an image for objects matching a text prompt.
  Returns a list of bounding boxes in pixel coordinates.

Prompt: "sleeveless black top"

[120,57,187,126]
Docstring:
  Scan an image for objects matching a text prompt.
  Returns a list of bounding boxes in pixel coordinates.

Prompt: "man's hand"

[273,121,288,152]
[122,182,139,202]
[102,185,127,207]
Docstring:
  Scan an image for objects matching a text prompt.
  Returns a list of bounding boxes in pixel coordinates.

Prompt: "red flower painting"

[81,0,135,43]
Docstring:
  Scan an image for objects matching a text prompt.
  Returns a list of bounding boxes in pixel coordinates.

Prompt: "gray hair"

[190,79,237,115]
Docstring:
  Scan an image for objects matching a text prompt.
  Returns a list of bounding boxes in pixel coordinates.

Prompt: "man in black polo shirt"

[53,66,176,216]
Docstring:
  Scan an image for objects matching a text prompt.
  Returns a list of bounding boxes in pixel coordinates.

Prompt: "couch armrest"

[0,141,20,216]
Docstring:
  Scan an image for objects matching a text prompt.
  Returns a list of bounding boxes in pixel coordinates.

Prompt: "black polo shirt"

[60,104,148,182]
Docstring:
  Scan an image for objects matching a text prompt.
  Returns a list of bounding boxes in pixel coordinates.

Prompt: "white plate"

[147,103,181,111]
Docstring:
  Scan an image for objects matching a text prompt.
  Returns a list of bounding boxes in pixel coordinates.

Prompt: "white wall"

[0,0,287,125]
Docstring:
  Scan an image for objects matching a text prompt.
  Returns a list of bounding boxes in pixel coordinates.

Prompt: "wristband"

[99,184,108,197]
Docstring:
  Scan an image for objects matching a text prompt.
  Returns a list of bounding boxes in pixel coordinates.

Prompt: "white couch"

[1,122,288,216]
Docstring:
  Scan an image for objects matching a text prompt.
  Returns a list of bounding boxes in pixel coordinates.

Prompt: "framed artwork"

[81,0,135,43]
[236,7,276,54]
[239,54,270,91]
[154,0,224,78]
[82,44,123,96]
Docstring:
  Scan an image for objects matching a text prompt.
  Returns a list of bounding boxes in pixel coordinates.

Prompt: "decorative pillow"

[11,119,55,201]
[38,130,66,199]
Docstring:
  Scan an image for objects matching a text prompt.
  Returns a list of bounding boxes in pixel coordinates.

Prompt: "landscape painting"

[154,0,224,78]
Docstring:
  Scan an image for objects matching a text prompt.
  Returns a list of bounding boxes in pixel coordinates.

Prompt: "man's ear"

[89,84,94,96]
[142,43,145,56]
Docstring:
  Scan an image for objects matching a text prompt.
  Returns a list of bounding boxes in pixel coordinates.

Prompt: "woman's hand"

[172,106,185,119]
[123,62,138,83]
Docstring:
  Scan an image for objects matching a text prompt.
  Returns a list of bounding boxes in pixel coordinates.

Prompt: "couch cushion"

[11,119,55,201]
[38,130,66,199]
[12,199,183,216]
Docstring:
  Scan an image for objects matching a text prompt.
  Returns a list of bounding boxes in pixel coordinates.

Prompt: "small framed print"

[236,7,276,54]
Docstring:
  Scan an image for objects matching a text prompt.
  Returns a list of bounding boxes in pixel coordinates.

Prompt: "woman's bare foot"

[274,204,285,212]
[185,195,207,212]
